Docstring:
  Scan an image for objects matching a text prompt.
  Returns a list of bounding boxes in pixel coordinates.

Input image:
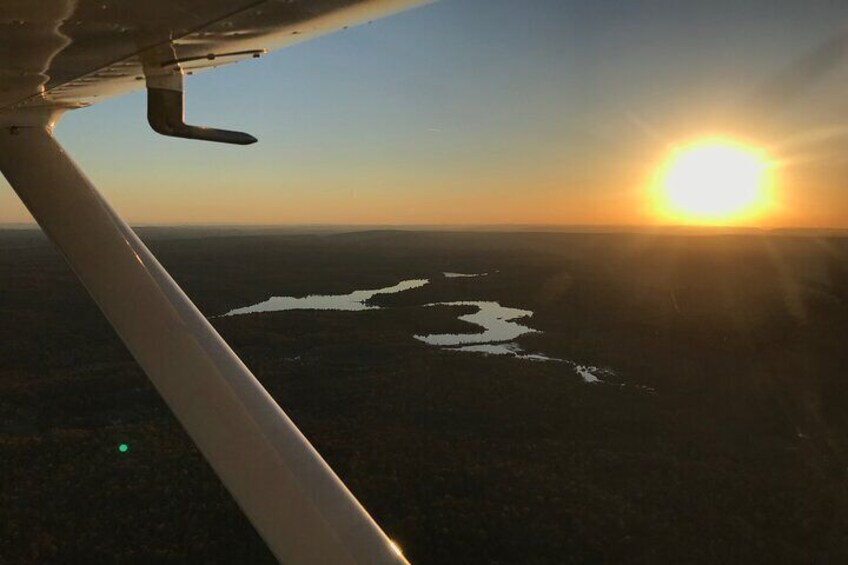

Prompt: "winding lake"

[413,301,537,346]
[222,275,609,383]
[223,279,429,315]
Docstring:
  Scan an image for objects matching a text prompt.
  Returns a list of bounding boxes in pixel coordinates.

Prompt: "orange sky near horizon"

[2,134,846,229]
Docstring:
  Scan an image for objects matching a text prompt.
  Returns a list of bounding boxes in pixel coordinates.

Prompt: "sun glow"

[655,138,774,225]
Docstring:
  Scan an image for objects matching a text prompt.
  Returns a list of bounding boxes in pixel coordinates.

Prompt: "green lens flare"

[118,443,129,453]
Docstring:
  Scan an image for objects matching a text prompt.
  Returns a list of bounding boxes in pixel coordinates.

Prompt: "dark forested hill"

[2,228,848,563]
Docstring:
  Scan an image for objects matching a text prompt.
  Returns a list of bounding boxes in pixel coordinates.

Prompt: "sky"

[1,0,848,227]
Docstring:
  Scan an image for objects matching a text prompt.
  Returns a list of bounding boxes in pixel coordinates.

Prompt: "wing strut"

[146,72,257,145]
[0,117,406,564]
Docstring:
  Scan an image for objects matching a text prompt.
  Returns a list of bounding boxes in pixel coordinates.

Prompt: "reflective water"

[443,272,487,278]
[223,279,429,316]
[454,342,553,360]
[573,365,603,384]
[449,342,604,383]
[414,302,537,346]
[223,277,612,383]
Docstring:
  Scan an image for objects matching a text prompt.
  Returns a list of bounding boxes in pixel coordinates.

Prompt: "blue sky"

[2,0,847,226]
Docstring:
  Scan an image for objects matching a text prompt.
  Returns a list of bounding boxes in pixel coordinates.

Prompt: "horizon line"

[4,222,848,235]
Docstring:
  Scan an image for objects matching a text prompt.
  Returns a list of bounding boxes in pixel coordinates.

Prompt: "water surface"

[223,277,612,383]
[224,279,429,316]
[443,272,487,278]
[414,301,537,346]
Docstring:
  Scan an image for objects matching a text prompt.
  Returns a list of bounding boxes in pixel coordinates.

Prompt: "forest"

[2,228,848,563]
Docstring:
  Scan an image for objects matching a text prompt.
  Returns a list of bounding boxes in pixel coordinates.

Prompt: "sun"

[654,138,773,225]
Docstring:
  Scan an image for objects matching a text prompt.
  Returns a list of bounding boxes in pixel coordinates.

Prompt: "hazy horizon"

[7,221,848,237]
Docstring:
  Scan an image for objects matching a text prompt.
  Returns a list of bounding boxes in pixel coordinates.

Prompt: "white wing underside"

[0,0,424,113]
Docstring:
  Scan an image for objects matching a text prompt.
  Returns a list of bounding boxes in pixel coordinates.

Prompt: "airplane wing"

[0,1,429,563]
[1,0,423,112]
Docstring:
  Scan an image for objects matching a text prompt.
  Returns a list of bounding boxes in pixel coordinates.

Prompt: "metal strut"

[146,72,257,145]
[0,119,405,564]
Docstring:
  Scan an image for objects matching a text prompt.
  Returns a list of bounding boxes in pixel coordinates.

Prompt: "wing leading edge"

[0,0,428,114]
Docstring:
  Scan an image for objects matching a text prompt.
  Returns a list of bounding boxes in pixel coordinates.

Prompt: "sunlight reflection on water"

[222,276,610,383]
[443,272,487,278]
[223,279,429,315]
[413,301,537,346]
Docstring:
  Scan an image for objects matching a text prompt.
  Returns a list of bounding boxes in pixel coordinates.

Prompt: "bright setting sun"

[655,138,773,225]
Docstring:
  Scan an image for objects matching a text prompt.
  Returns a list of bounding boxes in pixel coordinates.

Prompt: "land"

[2,228,848,563]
